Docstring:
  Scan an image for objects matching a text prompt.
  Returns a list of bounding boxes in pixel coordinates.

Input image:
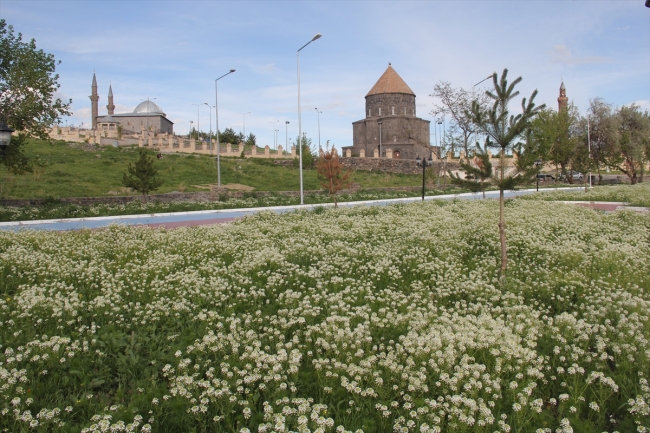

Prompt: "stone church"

[343,64,430,159]
[90,73,174,135]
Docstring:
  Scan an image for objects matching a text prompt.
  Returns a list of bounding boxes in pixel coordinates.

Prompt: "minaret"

[557,81,568,112]
[106,83,115,115]
[89,73,99,130]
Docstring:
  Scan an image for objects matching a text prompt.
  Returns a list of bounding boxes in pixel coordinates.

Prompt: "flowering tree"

[316,146,351,208]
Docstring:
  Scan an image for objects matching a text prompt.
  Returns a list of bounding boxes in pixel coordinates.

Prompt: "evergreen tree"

[122,148,164,201]
[449,143,492,198]
[245,133,256,147]
[468,69,544,276]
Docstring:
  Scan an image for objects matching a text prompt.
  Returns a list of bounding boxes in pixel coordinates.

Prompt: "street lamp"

[285,121,290,154]
[270,120,279,150]
[587,114,592,190]
[0,120,14,158]
[534,159,542,192]
[240,112,251,139]
[275,129,279,151]
[315,108,322,150]
[297,33,322,205]
[416,155,433,201]
[215,69,236,187]
[203,102,212,154]
[191,103,202,139]
[377,121,383,157]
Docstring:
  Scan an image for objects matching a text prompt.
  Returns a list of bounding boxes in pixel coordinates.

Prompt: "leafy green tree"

[122,148,164,201]
[606,104,649,184]
[293,135,315,169]
[0,19,71,172]
[245,133,256,147]
[468,69,544,276]
[530,106,582,183]
[218,128,240,145]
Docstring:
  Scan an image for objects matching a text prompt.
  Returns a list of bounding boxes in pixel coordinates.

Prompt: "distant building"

[558,81,568,112]
[89,73,174,135]
[343,64,430,159]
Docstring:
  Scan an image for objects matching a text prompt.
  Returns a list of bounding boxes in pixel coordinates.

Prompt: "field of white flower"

[1,199,649,433]
[519,183,650,207]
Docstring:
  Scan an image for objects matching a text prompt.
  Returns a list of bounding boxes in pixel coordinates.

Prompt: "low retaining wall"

[340,157,459,175]
[0,185,453,208]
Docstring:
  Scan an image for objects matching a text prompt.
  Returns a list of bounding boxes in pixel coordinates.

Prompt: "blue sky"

[2,0,649,151]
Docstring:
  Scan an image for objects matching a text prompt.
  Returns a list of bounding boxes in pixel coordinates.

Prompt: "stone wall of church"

[352,116,430,159]
[365,93,416,118]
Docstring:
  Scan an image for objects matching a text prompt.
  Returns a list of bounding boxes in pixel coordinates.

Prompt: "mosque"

[90,73,174,135]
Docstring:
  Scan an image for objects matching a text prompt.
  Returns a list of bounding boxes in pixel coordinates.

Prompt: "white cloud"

[548,45,609,65]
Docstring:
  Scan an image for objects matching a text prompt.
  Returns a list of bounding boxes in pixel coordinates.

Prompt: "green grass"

[0,139,423,199]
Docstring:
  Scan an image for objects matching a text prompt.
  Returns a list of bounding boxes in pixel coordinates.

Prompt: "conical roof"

[560,81,565,90]
[366,64,415,97]
[108,84,113,97]
[92,73,97,87]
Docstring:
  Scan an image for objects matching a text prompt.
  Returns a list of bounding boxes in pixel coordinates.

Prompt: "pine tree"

[122,148,164,201]
[449,143,492,198]
[468,69,544,277]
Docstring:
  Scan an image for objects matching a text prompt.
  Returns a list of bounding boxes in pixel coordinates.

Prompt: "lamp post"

[202,102,212,154]
[534,160,542,192]
[315,108,322,150]
[0,120,14,160]
[297,33,322,205]
[191,103,202,140]
[285,121,290,154]
[270,120,279,150]
[215,69,236,187]
[378,121,383,157]
[416,155,433,201]
[587,114,592,191]
[240,112,251,139]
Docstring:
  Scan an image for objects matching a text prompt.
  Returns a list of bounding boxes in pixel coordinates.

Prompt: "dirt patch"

[193,183,255,192]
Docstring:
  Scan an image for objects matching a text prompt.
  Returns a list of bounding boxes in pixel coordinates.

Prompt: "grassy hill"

[0,139,423,199]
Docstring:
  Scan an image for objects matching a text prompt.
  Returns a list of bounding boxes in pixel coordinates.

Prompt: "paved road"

[0,187,595,232]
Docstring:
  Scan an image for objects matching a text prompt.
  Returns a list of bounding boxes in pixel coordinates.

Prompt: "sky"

[1,0,649,152]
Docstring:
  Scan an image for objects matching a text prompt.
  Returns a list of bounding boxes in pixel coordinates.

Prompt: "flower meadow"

[1,199,649,433]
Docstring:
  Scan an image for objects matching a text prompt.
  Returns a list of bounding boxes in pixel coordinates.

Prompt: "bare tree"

[430,81,490,156]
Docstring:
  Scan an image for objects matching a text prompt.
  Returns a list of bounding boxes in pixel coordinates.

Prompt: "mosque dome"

[133,100,163,114]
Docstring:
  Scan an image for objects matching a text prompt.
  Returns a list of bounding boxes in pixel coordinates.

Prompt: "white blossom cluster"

[0,198,649,432]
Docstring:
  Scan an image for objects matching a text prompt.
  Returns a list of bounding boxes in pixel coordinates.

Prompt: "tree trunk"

[499,188,507,276]
[499,151,507,277]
